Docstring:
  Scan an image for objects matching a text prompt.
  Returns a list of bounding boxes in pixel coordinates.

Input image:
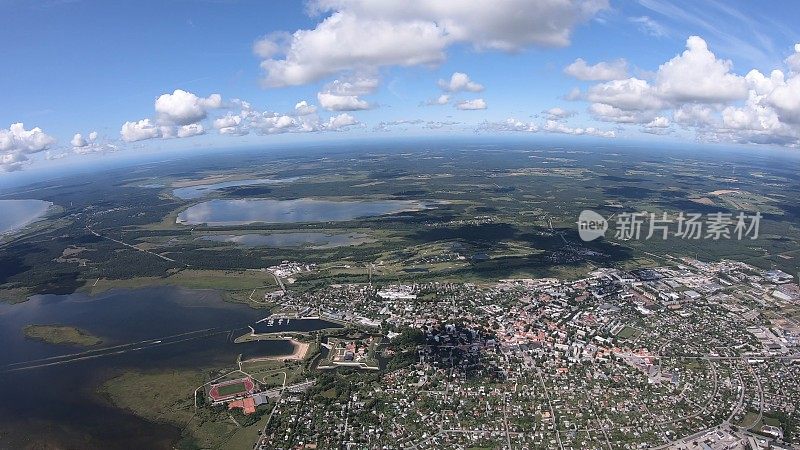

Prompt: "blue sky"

[1,0,799,176]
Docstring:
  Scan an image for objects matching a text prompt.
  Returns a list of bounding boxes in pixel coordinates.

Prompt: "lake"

[172,177,298,200]
[0,199,51,234]
[177,198,427,226]
[0,286,338,449]
[199,231,371,248]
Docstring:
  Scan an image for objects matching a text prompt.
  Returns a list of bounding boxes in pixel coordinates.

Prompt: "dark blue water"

[0,286,335,449]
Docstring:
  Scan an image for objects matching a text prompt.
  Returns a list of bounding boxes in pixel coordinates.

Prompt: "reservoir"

[172,177,298,200]
[176,198,427,226]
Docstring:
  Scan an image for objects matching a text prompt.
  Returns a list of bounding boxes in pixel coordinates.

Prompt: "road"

[86,225,179,263]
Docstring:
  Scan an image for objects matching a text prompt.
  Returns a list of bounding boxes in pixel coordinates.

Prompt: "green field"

[616,326,638,339]
[217,381,248,397]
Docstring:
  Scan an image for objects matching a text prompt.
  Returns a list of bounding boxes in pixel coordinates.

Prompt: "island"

[23,325,103,347]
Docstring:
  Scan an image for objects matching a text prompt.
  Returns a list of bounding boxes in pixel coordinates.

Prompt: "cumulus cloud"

[438,72,484,92]
[324,113,359,130]
[575,37,800,146]
[564,58,628,81]
[213,113,247,135]
[71,133,88,148]
[294,100,318,116]
[317,76,376,111]
[155,89,223,126]
[544,107,575,119]
[588,102,656,124]
[477,117,614,137]
[655,36,747,104]
[425,94,450,106]
[211,98,360,136]
[121,119,162,142]
[257,0,608,86]
[642,116,672,134]
[176,123,205,138]
[586,77,665,112]
[455,98,487,110]
[424,120,460,129]
[580,36,748,125]
[478,118,539,133]
[120,89,225,142]
[372,119,425,132]
[542,119,615,137]
[318,92,370,111]
[787,44,800,73]
[71,131,99,148]
[0,123,56,171]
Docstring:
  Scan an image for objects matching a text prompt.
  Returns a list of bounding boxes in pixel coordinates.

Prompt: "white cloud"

[0,122,55,153]
[564,58,628,81]
[318,92,371,111]
[642,116,672,134]
[373,119,425,132]
[787,43,800,73]
[213,113,243,133]
[673,104,717,127]
[478,118,539,132]
[257,0,608,86]
[71,131,98,148]
[325,76,379,95]
[120,89,225,142]
[212,99,360,136]
[478,117,614,137]
[294,100,318,115]
[253,32,290,58]
[317,77,376,111]
[0,123,55,171]
[586,78,664,111]
[544,107,575,119]
[426,94,450,105]
[455,98,487,110]
[324,113,359,130]
[71,134,87,148]
[121,119,161,142]
[176,123,205,138]
[645,116,670,128]
[575,38,800,146]
[629,16,667,38]
[765,73,800,124]
[542,119,615,137]
[578,37,752,130]
[438,72,484,92]
[655,36,747,104]
[588,103,653,123]
[154,89,223,126]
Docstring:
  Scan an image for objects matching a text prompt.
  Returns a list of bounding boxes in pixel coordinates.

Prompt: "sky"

[1,0,800,177]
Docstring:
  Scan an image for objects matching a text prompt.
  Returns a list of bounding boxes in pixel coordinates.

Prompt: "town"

[198,256,800,449]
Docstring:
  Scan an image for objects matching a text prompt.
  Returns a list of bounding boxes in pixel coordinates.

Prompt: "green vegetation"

[216,382,248,397]
[99,369,266,450]
[23,324,102,346]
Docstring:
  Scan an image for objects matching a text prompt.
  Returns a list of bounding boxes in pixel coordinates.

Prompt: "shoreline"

[245,339,310,362]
